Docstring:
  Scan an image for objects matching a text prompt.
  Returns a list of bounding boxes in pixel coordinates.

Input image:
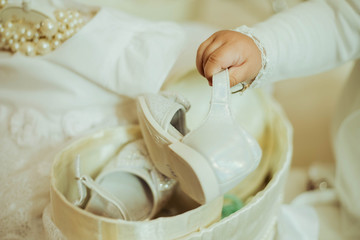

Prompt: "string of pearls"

[0,2,86,56]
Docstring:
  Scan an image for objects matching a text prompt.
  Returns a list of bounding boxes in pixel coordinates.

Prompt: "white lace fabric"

[234,25,270,88]
[0,104,123,240]
[0,113,55,240]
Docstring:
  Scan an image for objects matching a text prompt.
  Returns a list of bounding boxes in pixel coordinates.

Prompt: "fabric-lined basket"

[47,89,292,240]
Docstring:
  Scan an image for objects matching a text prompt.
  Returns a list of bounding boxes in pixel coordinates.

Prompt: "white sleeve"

[236,0,360,85]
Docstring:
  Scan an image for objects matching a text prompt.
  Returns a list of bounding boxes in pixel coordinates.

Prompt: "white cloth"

[236,0,360,239]
[247,0,360,84]
[0,6,184,239]
[277,204,319,240]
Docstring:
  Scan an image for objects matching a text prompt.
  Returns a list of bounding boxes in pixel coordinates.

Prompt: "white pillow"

[44,8,185,97]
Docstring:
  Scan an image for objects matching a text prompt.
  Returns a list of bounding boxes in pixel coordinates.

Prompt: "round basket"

[49,86,292,240]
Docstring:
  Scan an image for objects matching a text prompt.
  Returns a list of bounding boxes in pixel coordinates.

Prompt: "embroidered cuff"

[234,25,270,88]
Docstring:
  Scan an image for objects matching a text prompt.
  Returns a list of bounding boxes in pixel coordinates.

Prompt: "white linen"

[44,8,185,97]
[277,204,319,240]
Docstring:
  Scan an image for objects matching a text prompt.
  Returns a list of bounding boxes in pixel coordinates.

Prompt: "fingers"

[196,35,216,76]
[201,41,225,72]
[196,30,262,87]
[203,44,245,84]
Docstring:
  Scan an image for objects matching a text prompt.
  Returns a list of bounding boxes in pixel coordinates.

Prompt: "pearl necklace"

[0,0,86,56]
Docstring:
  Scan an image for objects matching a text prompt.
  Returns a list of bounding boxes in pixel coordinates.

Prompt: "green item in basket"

[221,194,244,219]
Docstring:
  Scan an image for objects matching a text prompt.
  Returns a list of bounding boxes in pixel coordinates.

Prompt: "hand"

[196,30,262,87]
